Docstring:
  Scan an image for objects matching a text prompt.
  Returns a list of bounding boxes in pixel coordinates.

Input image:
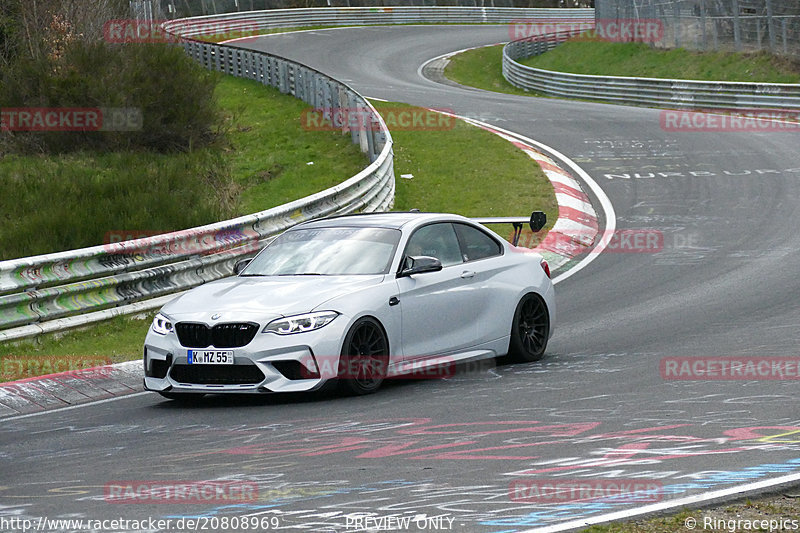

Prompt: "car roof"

[295,211,471,230]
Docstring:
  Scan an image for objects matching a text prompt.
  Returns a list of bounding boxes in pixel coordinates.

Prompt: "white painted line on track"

[2,391,150,422]
[523,471,800,532]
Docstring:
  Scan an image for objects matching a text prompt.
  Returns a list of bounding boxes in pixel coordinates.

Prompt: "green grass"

[578,492,800,532]
[0,100,555,379]
[0,149,234,260]
[219,76,366,215]
[445,45,534,96]
[0,75,366,261]
[372,100,556,226]
[520,39,800,83]
[0,313,155,381]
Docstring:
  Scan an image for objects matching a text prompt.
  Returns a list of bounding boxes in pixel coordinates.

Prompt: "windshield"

[243,227,401,276]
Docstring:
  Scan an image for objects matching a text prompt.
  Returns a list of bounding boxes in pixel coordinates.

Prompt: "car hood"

[160,274,386,323]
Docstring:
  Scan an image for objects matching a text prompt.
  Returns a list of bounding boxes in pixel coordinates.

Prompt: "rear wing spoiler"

[472,211,546,246]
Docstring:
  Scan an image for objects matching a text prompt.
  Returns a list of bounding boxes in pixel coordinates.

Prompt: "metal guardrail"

[165,6,594,36]
[0,7,594,342]
[503,30,800,111]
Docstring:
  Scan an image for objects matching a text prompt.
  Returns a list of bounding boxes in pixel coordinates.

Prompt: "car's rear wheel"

[508,293,550,362]
[338,317,389,395]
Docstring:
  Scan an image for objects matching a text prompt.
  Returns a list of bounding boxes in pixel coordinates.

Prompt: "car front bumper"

[143,318,351,394]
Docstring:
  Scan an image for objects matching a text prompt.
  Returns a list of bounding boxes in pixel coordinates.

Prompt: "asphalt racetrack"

[2,25,800,533]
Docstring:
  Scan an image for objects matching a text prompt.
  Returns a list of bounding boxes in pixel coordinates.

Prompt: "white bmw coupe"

[143,211,554,398]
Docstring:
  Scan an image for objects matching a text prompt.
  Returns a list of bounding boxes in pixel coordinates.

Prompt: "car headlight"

[151,313,174,336]
[263,311,339,335]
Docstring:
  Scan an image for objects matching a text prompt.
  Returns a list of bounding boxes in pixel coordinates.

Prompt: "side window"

[454,223,502,262]
[405,223,463,267]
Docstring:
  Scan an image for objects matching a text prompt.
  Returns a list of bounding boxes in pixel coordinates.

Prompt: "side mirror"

[233,258,252,275]
[398,256,443,278]
[529,211,547,232]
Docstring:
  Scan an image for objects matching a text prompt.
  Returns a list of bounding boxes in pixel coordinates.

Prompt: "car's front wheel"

[338,317,389,395]
[508,293,550,362]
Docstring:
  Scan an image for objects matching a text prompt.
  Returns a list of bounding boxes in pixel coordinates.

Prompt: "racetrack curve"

[2,25,800,532]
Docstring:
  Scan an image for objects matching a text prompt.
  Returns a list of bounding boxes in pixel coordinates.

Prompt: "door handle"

[460,271,476,279]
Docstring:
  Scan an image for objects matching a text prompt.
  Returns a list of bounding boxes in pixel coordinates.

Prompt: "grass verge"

[0,100,555,379]
[372,100,556,222]
[219,75,366,215]
[582,492,800,532]
[0,75,366,260]
[445,44,533,96]
[0,313,156,381]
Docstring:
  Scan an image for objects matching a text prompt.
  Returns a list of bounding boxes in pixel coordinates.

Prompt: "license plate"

[188,350,234,365]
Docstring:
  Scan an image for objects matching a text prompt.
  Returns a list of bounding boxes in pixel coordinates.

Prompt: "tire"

[338,317,389,395]
[508,293,550,362]
[158,391,205,401]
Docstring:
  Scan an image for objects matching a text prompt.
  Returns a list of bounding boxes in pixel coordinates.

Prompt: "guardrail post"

[699,0,707,50]
[782,18,788,55]
[339,88,350,137]
[278,61,289,94]
[267,56,277,86]
[256,54,266,84]
[672,1,680,48]
[235,49,243,77]
[732,0,742,52]
[765,0,776,52]
[213,42,221,71]
[295,67,305,101]
[358,101,369,155]
[367,120,377,161]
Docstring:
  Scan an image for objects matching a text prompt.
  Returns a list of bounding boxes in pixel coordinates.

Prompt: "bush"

[0,41,220,154]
